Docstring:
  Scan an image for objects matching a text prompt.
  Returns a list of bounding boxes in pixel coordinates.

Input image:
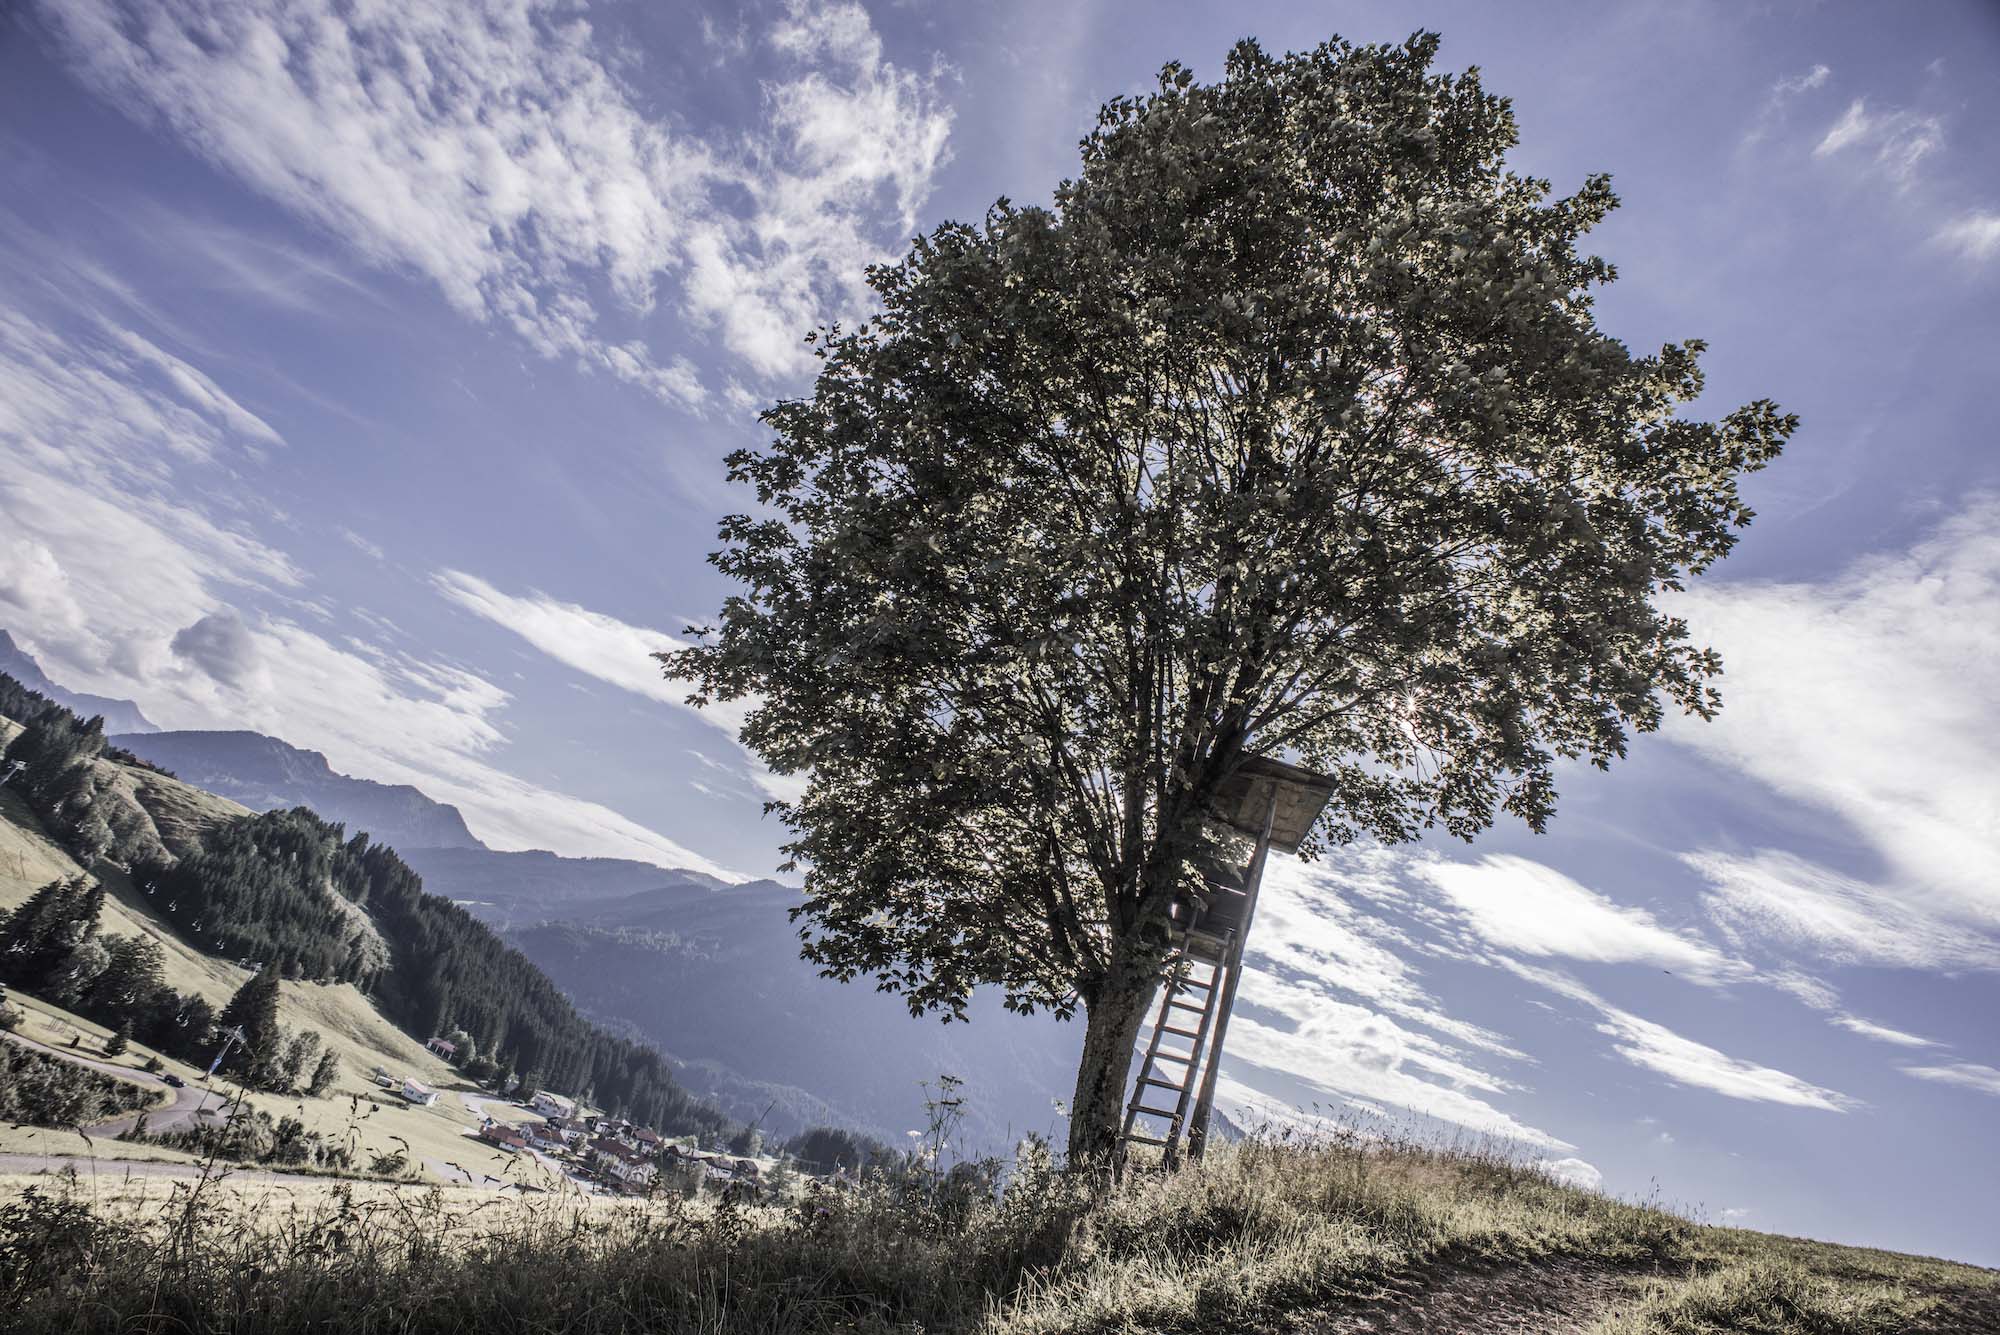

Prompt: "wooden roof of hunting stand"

[1207,754,1338,854]
[1118,753,1336,1176]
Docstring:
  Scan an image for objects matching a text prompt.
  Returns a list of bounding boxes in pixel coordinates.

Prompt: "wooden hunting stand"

[1117,755,1335,1173]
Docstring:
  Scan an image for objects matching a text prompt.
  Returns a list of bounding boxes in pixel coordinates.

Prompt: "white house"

[524,1123,567,1154]
[400,1077,438,1106]
[588,1136,657,1189]
[529,1090,576,1119]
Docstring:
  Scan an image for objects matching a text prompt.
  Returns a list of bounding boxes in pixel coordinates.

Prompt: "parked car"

[162,1074,185,1088]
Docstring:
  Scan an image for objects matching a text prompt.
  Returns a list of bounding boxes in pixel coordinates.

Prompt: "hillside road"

[2,1028,230,1136]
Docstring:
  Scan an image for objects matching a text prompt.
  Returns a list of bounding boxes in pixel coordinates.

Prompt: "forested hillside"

[0,670,732,1139]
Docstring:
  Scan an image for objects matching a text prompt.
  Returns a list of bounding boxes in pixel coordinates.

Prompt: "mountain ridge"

[110,729,485,852]
[0,631,157,734]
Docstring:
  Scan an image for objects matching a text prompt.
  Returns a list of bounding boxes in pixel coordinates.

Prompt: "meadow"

[1,1125,1992,1335]
[0,779,550,1186]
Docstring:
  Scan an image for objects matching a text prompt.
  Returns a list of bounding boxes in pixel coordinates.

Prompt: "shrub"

[0,1045,154,1126]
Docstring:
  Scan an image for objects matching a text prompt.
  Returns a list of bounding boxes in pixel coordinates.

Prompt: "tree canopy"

[668,32,1794,1161]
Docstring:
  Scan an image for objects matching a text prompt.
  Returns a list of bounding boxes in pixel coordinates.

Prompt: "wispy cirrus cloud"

[1505,962,1854,1112]
[33,0,951,404]
[1833,1016,1938,1049]
[1413,854,1746,984]
[1741,63,1830,146]
[1669,501,2000,962]
[1686,849,2000,973]
[1936,211,2000,262]
[1901,1063,2000,1099]
[431,569,802,802]
[1813,97,1943,188]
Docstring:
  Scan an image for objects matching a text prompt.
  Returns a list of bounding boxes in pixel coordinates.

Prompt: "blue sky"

[2,0,1997,1264]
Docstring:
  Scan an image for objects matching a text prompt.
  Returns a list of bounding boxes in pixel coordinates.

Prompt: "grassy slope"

[0,1133,1991,1334]
[0,757,550,1184]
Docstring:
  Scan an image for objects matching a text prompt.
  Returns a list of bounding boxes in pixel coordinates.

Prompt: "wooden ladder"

[1117,931,1230,1172]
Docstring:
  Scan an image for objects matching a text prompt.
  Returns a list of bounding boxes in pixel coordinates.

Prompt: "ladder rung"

[1178,976,1212,991]
[1161,1024,1201,1039]
[1124,1132,1168,1147]
[1151,1048,1196,1064]
[1131,1104,1181,1120]
[1167,998,1207,1012]
[1138,1076,1184,1091]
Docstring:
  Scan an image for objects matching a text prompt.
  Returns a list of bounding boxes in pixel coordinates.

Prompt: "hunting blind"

[1117,754,1336,1173]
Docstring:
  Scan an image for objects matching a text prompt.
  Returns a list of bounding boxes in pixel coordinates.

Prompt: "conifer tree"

[0,877,103,991]
[216,966,283,1077]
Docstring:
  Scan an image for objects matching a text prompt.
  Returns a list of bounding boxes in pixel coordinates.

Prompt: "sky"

[1,0,1997,1265]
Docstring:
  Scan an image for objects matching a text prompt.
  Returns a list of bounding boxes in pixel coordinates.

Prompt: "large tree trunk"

[1065,944,1163,1168]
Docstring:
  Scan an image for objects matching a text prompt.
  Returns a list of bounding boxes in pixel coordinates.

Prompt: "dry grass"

[1592,1227,2000,1335]
[0,1129,1689,1335]
[1,1119,1989,1335]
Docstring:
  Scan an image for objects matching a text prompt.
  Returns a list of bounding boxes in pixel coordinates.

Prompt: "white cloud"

[1937,212,2000,262]
[108,328,284,448]
[1831,1015,1938,1049]
[1688,850,2000,971]
[1253,854,1524,1057]
[1743,64,1830,147]
[1543,1157,1603,1191]
[1812,97,1943,187]
[1901,1063,2000,1098]
[35,0,952,401]
[1414,854,1745,983]
[1190,849,1568,1150]
[1506,963,1853,1112]
[1766,969,1943,1048]
[0,303,739,879]
[1671,503,2000,951]
[1775,65,1831,98]
[432,570,801,802]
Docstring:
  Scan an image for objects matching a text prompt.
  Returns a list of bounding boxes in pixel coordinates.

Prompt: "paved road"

[2,1029,229,1136]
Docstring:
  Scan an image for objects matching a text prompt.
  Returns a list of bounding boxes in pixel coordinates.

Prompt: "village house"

[544,1116,586,1145]
[425,1036,458,1060]
[479,1120,529,1153]
[528,1089,576,1119]
[523,1122,566,1154]
[400,1077,438,1106]
[587,1136,657,1189]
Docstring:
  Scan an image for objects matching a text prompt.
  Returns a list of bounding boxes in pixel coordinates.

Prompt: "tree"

[216,967,282,1080]
[668,34,1795,1164]
[160,993,215,1064]
[103,1021,130,1057]
[727,1124,763,1158]
[785,1125,890,1175]
[48,936,110,1009]
[307,1048,341,1098]
[0,877,103,992]
[80,935,167,1020]
[280,1030,323,1092]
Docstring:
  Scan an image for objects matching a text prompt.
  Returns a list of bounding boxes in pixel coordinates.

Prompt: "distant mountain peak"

[109,728,486,852]
[0,629,158,733]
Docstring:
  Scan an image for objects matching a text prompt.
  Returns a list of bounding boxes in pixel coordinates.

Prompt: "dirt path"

[1281,1257,1644,1335]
